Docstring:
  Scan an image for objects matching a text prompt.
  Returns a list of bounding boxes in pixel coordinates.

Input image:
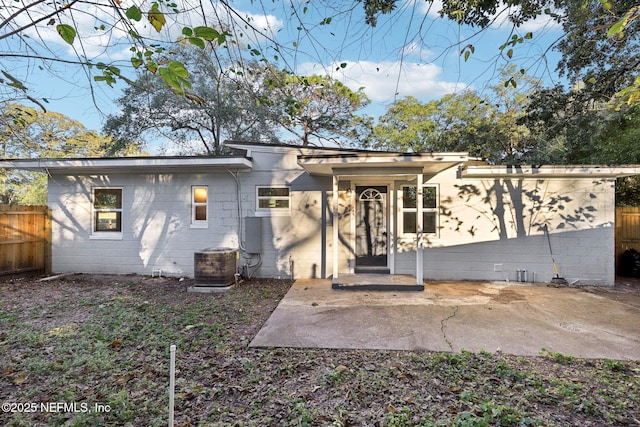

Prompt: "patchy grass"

[0,274,639,426]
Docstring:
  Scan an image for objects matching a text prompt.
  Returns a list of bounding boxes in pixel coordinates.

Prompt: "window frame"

[255,186,291,216]
[399,184,439,237]
[191,185,209,229]
[91,187,123,240]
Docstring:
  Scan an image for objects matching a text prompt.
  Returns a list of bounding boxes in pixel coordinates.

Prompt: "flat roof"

[461,165,640,178]
[0,156,253,174]
[298,152,470,177]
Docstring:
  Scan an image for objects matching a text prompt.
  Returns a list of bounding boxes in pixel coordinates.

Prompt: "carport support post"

[416,173,424,285]
[332,173,339,286]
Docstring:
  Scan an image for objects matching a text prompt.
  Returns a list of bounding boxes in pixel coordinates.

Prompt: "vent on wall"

[244,217,262,254]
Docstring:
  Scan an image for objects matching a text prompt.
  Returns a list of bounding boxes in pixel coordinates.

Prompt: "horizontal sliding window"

[257,186,290,212]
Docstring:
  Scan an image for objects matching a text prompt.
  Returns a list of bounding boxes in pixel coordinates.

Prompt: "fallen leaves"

[115,373,134,385]
[12,372,28,385]
[1,275,639,427]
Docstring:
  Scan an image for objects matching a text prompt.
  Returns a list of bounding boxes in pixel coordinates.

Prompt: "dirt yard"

[1,273,639,426]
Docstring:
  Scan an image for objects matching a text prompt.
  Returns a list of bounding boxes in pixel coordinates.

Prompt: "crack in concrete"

[440,306,459,351]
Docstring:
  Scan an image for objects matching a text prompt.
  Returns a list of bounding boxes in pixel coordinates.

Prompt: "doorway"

[355,186,389,273]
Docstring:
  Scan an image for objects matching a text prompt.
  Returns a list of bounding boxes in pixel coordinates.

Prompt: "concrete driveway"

[250,277,640,360]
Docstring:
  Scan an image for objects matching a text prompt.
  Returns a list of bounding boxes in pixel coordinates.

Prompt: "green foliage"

[615,176,640,207]
[2,276,639,426]
[361,0,398,26]
[522,88,640,205]
[268,73,370,146]
[55,24,76,45]
[147,3,167,32]
[453,401,539,426]
[158,61,191,94]
[103,47,283,154]
[540,348,574,364]
[370,67,538,164]
[0,104,119,204]
[556,0,639,105]
[603,359,625,371]
[370,96,439,152]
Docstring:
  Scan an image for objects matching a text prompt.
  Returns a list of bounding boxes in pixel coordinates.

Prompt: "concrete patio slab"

[250,278,640,360]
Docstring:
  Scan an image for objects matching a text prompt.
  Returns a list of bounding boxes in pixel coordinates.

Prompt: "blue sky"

[7,0,566,136]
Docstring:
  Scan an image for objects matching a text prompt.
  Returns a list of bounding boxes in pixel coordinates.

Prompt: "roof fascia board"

[0,157,253,173]
[461,165,640,178]
[225,142,345,156]
[333,167,425,177]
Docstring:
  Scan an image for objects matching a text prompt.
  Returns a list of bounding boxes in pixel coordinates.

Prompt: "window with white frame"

[256,186,290,213]
[191,186,208,227]
[93,188,122,234]
[400,185,438,235]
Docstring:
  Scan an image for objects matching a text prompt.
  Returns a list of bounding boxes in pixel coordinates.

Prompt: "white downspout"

[332,174,339,286]
[416,173,424,286]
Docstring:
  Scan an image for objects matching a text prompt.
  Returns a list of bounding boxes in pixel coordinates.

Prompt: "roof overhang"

[0,156,253,174]
[461,165,640,179]
[298,152,469,177]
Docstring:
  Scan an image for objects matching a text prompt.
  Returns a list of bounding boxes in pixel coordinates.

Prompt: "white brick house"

[2,141,638,286]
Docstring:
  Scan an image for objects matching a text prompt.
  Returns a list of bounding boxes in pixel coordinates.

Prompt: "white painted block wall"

[49,172,242,276]
[46,144,618,285]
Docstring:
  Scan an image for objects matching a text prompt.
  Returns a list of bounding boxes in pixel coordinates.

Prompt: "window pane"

[195,205,207,221]
[424,212,436,233]
[259,199,290,209]
[193,187,207,203]
[403,212,416,234]
[94,189,122,209]
[403,186,417,208]
[423,187,437,209]
[258,187,289,197]
[95,212,121,232]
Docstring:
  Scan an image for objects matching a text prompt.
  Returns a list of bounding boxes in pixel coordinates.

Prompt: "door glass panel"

[355,186,387,267]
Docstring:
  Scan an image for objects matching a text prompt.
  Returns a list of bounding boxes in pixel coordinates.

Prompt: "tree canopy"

[103,44,368,153]
[0,104,117,204]
[103,46,283,154]
[268,73,370,147]
[2,0,637,114]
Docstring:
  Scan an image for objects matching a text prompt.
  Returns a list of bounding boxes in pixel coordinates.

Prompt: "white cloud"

[518,11,562,32]
[415,0,443,18]
[299,60,467,102]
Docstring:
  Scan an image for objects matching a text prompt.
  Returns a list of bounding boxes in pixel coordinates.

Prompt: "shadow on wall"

[442,177,608,243]
[132,175,182,272]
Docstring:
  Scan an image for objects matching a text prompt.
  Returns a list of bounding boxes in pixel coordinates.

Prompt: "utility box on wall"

[244,217,262,254]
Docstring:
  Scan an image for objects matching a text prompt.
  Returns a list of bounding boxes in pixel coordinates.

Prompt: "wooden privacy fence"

[616,207,640,269]
[0,205,51,275]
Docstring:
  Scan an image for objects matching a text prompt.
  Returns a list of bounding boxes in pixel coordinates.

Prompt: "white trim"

[90,233,123,240]
[460,165,640,178]
[416,174,423,285]
[353,183,391,271]
[349,182,356,274]
[0,157,253,173]
[332,176,339,285]
[398,184,439,239]
[388,183,395,275]
[191,186,208,228]
[92,187,123,237]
